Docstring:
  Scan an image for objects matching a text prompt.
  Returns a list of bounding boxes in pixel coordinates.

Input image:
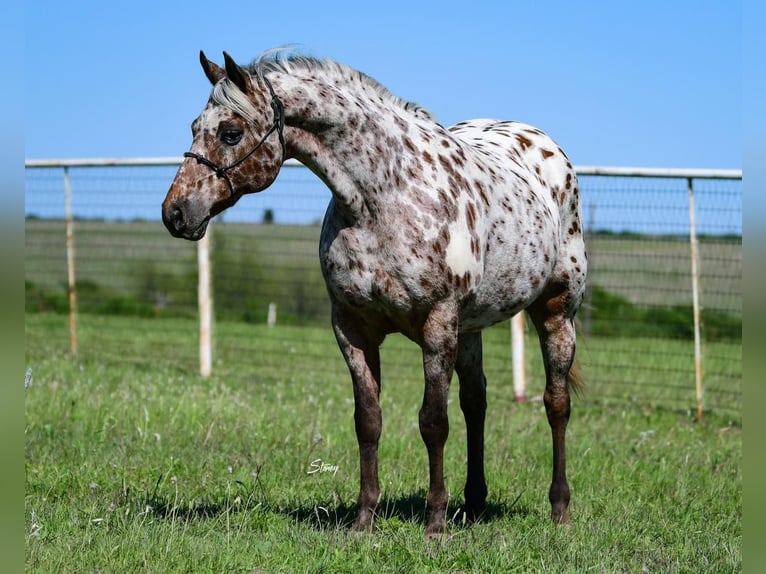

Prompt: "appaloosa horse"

[162,50,587,535]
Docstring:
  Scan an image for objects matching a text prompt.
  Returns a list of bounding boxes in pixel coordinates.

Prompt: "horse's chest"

[319,216,441,318]
[320,223,401,308]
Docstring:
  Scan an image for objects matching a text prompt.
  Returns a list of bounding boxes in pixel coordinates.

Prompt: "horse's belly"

[458,239,556,331]
[458,283,539,332]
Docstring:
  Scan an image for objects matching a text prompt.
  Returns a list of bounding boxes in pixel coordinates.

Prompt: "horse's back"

[449,119,587,327]
[450,119,574,215]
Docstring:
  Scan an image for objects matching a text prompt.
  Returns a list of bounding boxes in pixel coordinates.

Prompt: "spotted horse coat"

[162,50,587,536]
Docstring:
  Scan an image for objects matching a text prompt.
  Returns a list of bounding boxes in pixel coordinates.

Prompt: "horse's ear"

[199,50,225,85]
[223,51,254,94]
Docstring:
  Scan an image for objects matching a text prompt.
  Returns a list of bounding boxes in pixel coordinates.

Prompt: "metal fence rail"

[24,158,742,421]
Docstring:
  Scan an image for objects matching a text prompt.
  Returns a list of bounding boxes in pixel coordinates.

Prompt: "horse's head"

[162,51,286,240]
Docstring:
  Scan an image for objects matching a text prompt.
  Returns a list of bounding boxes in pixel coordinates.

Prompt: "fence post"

[64,167,78,356]
[511,313,526,402]
[198,224,213,377]
[687,178,703,421]
[583,201,595,338]
[267,302,277,327]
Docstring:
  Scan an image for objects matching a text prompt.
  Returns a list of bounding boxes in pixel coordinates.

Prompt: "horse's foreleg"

[419,307,458,536]
[529,302,576,525]
[455,332,488,522]
[332,307,384,532]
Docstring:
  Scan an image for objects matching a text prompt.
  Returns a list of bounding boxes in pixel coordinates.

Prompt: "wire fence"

[25,159,742,421]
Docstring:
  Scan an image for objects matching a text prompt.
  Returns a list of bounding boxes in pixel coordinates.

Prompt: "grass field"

[25,313,741,572]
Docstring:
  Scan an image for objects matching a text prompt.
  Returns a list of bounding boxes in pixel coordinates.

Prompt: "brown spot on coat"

[465,202,477,230]
[438,154,455,175]
[475,180,489,205]
[516,134,533,150]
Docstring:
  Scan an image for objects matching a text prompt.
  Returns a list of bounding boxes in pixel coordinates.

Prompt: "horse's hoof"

[351,512,375,534]
[463,501,486,524]
[425,522,448,538]
[551,508,571,527]
[464,481,488,519]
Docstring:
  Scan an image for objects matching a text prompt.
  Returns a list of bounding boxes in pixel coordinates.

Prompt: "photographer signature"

[307,458,339,477]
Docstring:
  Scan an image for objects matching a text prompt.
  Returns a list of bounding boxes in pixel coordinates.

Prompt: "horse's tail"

[567,355,586,396]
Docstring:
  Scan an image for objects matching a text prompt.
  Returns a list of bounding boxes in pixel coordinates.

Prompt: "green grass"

[26,314,741,572]
[25,311,743,419]
[585,233,741,315]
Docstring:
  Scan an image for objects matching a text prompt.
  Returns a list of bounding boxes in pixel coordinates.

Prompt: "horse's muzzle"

[162,199,209,241]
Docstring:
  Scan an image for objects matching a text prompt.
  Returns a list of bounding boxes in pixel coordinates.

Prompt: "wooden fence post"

[64,167,78,356]
[687,178,703,421]
[512,312,526,402]
[267,302,277,327]
[198,225,213,377]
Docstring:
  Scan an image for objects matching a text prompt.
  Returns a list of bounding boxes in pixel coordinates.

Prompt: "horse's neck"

[276,73,409,222]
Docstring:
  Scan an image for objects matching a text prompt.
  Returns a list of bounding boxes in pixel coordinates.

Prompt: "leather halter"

[183,75,286,198]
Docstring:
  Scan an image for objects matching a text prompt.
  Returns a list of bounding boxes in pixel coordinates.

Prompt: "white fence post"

[198,225,213,377]
[64,167,78,356]
[267,302,277,327]
[511,312,526,402]
[687,178,703,421]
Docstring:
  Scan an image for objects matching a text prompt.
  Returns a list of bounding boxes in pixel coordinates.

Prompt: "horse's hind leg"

[528,293,579,525]
[455,331,488,522]
[331,305,384,532]
[419,305,459,536]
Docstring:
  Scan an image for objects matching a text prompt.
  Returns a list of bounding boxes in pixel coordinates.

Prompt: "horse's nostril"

[170,207,184,230]
[163,203,186,235]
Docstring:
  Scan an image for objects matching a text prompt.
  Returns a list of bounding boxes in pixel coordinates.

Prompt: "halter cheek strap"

[183,75,286,198]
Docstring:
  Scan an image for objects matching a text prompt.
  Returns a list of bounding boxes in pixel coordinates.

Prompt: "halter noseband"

[183,75,286,198]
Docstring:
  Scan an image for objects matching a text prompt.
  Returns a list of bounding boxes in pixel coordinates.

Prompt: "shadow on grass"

[145,489,533,532]
[145,495,235,522]
[284,494,534,531]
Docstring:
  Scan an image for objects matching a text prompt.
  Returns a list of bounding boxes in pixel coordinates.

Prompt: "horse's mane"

[246,48,436,122]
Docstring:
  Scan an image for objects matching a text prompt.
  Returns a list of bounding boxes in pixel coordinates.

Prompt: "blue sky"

[25,0,740,169]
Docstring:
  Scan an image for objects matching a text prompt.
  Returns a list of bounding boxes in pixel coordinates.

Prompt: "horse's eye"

[221,129,243,146]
